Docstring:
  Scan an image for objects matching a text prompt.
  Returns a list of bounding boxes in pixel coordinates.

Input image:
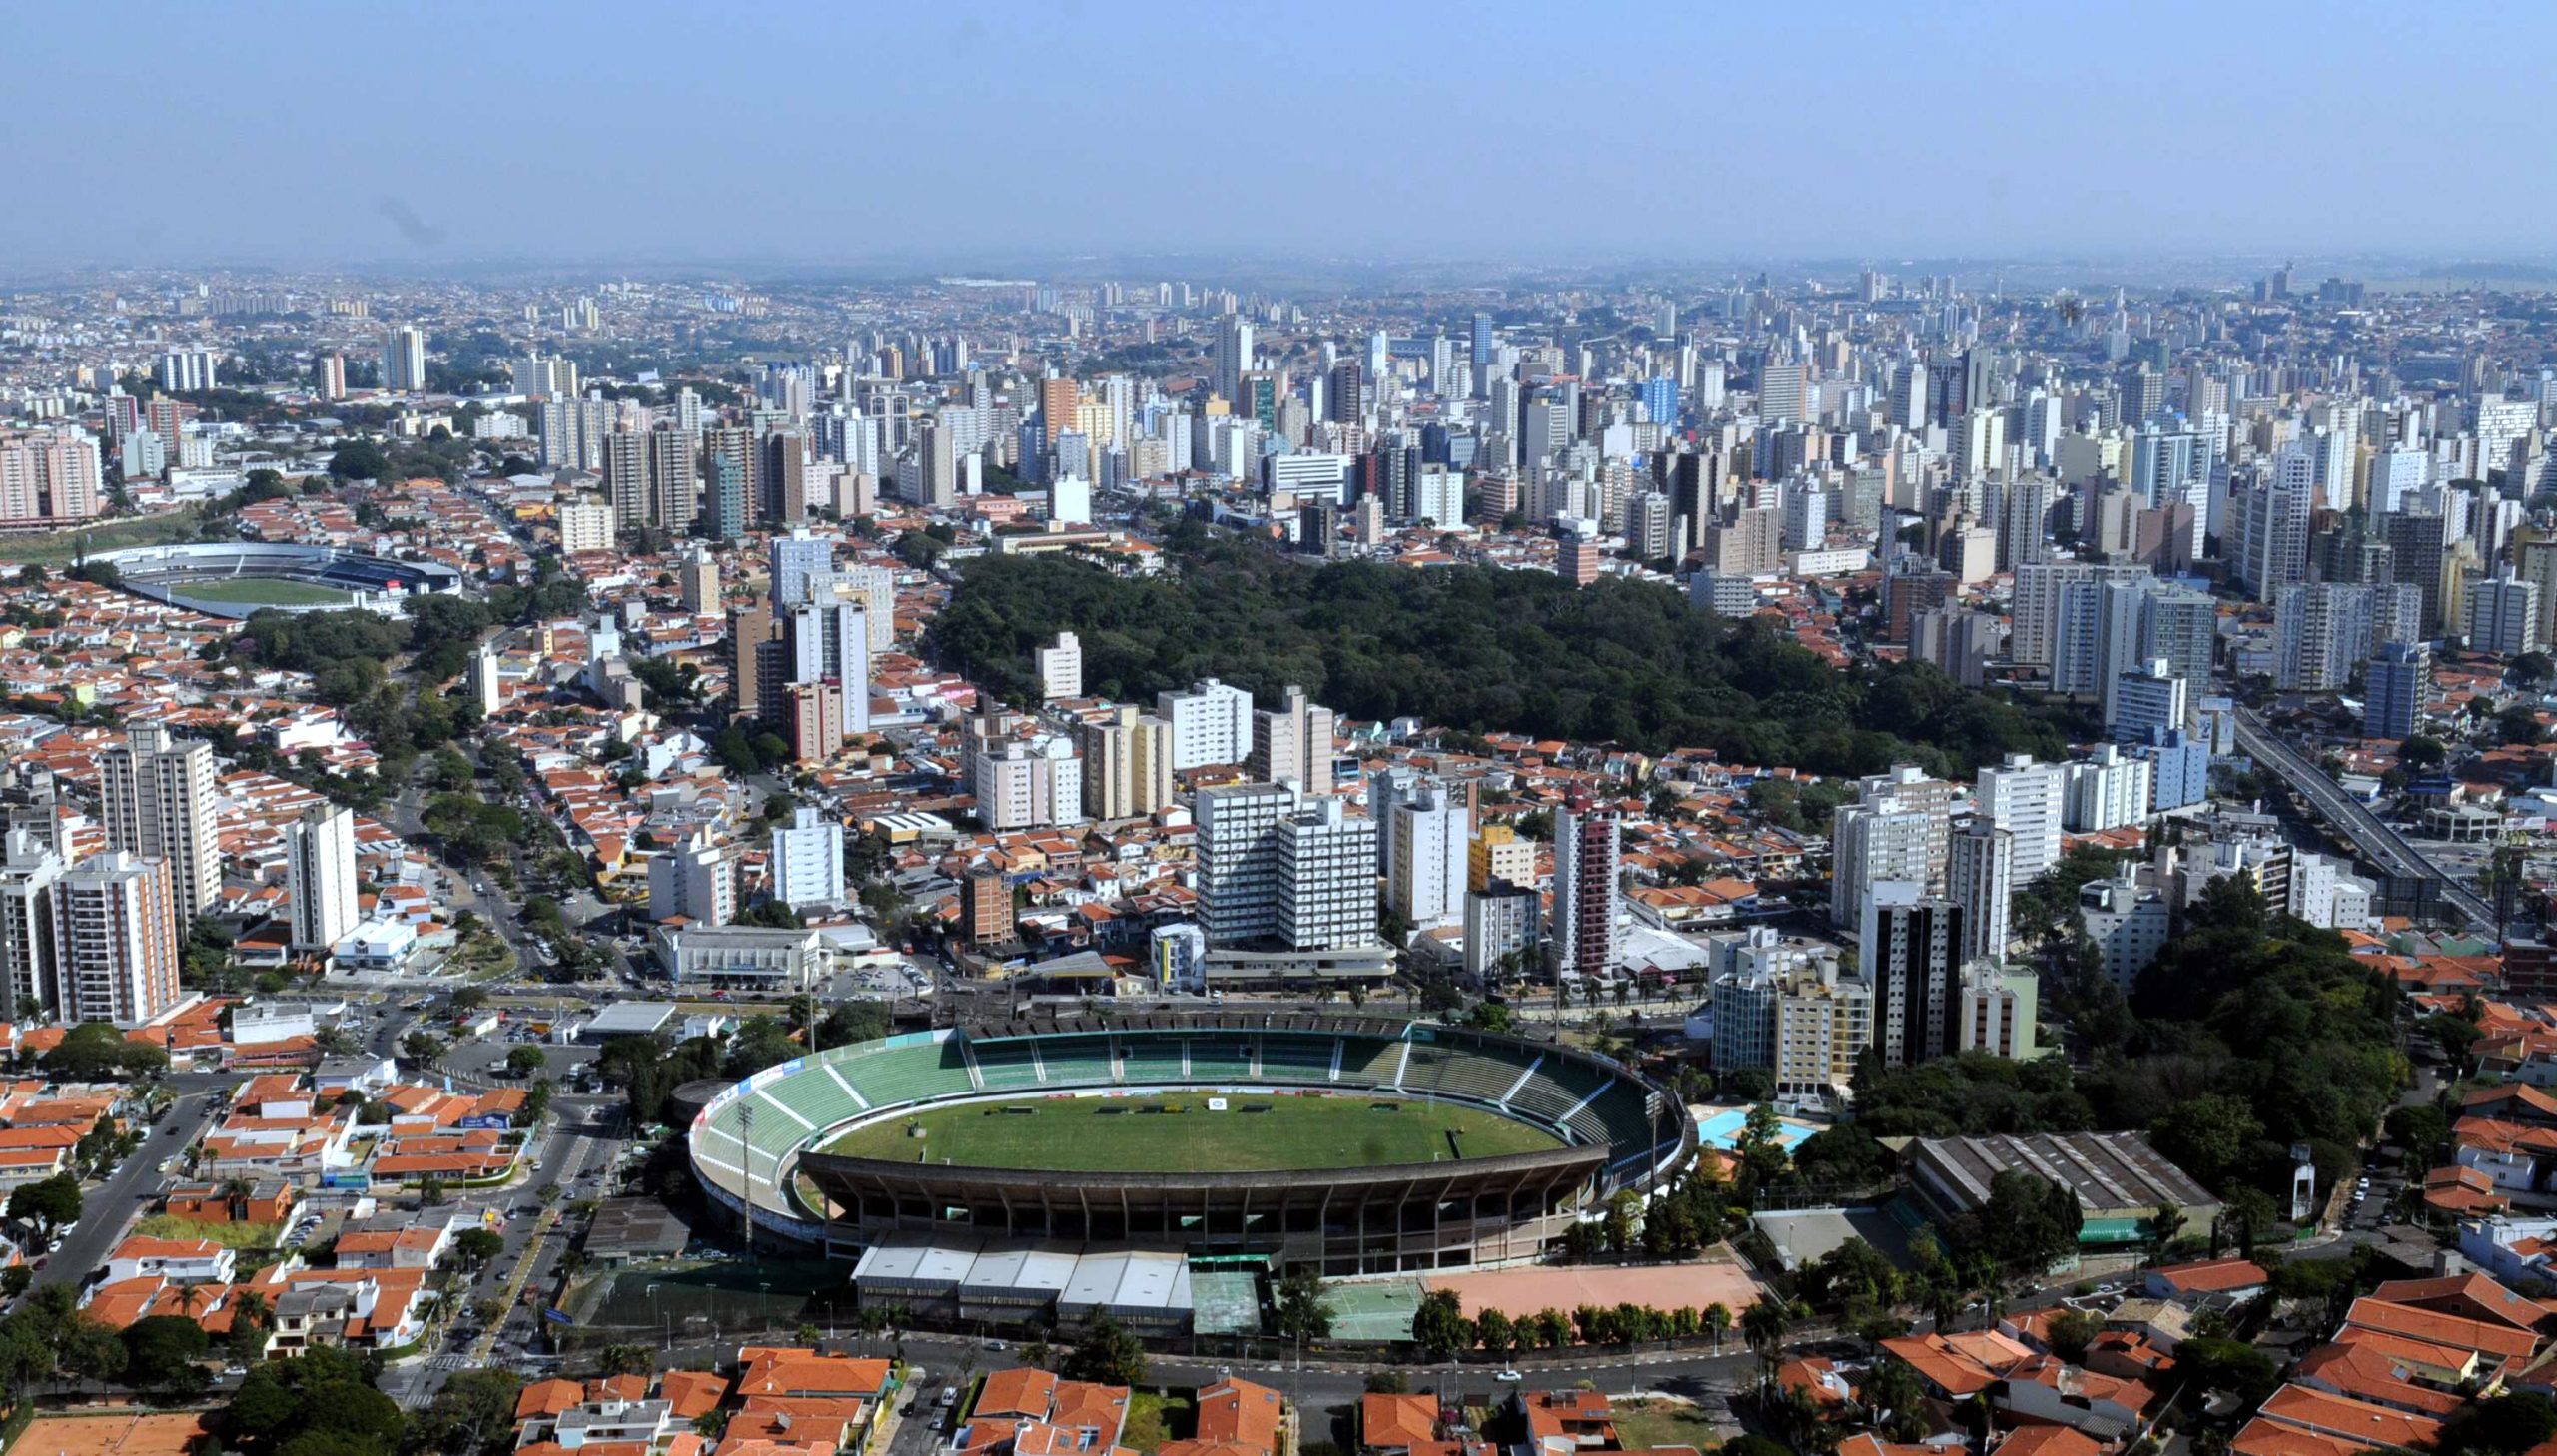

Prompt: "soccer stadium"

[96,541,466,618]
[688,1013,1694,1276]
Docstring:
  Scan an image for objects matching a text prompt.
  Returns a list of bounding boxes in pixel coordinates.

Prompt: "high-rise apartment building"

[1080,706,1175,822]
[1196,782,1300,946]
[1975,754,2067,881]
[1861,881,1963,1071]
[1548,794,1620,982]
[0,428,105,526]
[2364,641,2429,741]
[1948,822,2014,969]
[286,807,359,954]
[1277,799,1378,952]
[1249,686,1334,795]
[768,806,846,910]
[99,723,220,924]
[0,831,62,1020]
[1037,632,1083,701]
[1469,825,1536,892]
[647,828,735,927]
[50,851,179,1027]
[2465,571,2542,656]
[1157,679,1254,771]
[380,326,426,392]
[1828,765,1954,930]
[1385,781,1469,930]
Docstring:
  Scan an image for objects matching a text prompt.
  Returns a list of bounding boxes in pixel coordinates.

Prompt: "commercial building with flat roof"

[1907,1131,2220,1246]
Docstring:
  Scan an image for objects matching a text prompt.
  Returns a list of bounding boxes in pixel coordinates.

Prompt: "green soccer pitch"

[817,1092,1565,1173]
[175,577,355,606]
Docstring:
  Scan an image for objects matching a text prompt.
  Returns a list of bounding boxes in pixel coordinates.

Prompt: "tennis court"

[1423,1256,1762,1320]
[1191,1269,1264,1336]
[1326,1278,1425,1342]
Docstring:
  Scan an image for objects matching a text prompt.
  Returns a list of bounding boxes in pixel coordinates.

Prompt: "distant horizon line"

[7,247,2557,293]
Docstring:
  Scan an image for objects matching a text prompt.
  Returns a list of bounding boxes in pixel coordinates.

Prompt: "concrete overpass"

[2233,708,2495,932]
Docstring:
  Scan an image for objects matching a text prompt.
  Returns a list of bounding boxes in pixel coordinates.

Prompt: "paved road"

[33,1089,223,1289]
[2234,708,2494,928]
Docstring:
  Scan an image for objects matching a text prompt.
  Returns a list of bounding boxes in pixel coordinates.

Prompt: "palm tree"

[1741,1298,1792,1393]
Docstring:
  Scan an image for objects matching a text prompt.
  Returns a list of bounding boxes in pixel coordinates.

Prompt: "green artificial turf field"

[176,576,354,606]
[819,1092,1563,1172]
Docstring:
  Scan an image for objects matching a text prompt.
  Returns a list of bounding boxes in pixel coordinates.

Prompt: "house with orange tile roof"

[2141,1257,2272,1305]
[2249,1383,2443,1452]
[955,1367,1130,1456]
[1359,1393,1440,1455]
[2292,1340,2471,1418]
[1162,1378,1283,1456]
[1991,1354,2154,1440]
[2341,1297,2539,1373]
[103,1236,235,1285]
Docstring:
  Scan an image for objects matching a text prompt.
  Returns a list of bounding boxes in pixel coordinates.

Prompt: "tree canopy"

[930,543,2081,773]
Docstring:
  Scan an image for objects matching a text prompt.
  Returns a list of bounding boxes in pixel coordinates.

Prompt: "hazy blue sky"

[9,0,2549,269]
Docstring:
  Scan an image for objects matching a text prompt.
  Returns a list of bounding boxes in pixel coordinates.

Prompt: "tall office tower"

[1157,678,1254,770]
[1328,361,1364,425]
[1277,799,1379,952]
[1828,765,1955,929]
[770,529,836,610]
[727,603,776,720]
[2230,474,2313,601]
[315,353,347,401]
[1886,361,1928,429]
[2525,537,2557,647]
[1196,781,1300,946]
[786,596,871,735]
[1549,794,1621,983]
[1213,316,1255,405]
[2382,512,2451,636]
[1948,823,2014,968]
[0,831,62,1019]
[647,828,735,927]
[914,416,958,507]
[2467,572,2542,656]
[1975,754,2068,881]
[1471,313,1495,372]
[0,427,106,525]
[1758,362,1806,424]
[2110,658,2190,744]
[1861,881,1964,1071]
[380,326,426,392]
[1249,686,1334,795]
[1036,631,1082,701]
[49,851,178,1027]
[98,722,219,924]
[767,806,846,910]
[701,426,756,524]
[1996,474,2056,572]
[678,549,720,613]
[286,806,359,954]
[2369,445,2430,516]
[706,456,747,539]
[1080,706,1175,822]
[1386,781,1470,930]
[1036,376,1079,451]
[2275,583,2375,691]
[1639,376,1680,431]
[2364,641,2429,741]
[763,428,811,522]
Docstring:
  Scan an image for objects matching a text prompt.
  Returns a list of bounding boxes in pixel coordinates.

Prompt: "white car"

[1493,1369,1524,1383]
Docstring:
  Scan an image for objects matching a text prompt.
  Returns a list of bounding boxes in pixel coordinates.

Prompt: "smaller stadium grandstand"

[98,541,465,619]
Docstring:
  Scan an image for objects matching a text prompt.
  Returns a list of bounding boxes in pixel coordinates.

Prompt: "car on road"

[1493,1369,1523,1383]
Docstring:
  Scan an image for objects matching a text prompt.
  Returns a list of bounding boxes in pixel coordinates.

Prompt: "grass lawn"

[1610,1400,1723,1452]
[0,508,210,565]
[821,1092,1563,1172]
[1122,1392,1194,1454]
[174,576,354,606]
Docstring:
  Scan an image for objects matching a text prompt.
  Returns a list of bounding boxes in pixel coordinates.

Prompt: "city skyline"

[12,0,2557,270]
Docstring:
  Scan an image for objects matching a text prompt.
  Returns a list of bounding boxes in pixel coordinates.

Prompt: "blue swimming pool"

[1693,1105,1814,1151]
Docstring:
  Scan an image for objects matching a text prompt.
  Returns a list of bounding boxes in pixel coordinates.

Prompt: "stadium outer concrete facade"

[97,541,465,618]
[688,1013,1696,1275]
